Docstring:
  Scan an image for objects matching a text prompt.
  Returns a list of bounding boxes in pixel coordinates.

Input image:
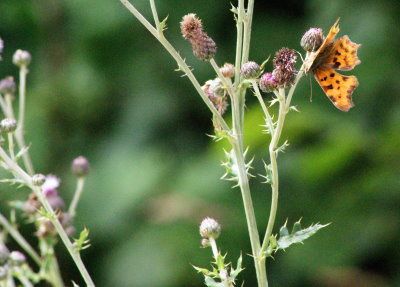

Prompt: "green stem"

[251,81,274,134]
[241,0,255,65]
[120,0,230,133]
[68,177,85,218]
[8,132,15,160]
[0,147,95,286]
[209,237,232,287]
[0,212,41,265]
[234,0,245,88]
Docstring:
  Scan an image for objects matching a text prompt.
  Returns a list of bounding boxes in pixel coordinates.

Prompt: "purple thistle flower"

[259,72,278,93]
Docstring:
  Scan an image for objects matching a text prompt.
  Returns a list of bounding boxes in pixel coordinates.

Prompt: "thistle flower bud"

[300,28,324,52]
[180,14,216,61]
[9,251,26,266]
[32,174,46,186]
[220,63,235,78]
[259,72,278,93]
[12,49,31,67]
[272,48,298,87]
[240,61,260,79]
[202,80,228,115]
[199,217,221,239]
[201,238,210,248]
[0,118,17,133]
[0,77,16,94]
[72,156,90,177]
[209,78,224,97]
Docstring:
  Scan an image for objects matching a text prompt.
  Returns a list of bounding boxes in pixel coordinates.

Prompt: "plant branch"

[0,147,95,286]
[241,0,255,65]
[120,0,230,133]
[251,81,274,134]
[68,177,85,218]
[234,0,245,88]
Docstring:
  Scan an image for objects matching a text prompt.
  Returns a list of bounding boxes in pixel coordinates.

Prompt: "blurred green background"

[1,0,399,286]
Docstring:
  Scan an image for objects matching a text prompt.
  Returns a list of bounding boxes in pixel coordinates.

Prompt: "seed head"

[0,118,17,133]
[32,174,46,186]
[259,72,278,93]
[180,14,216,61]
[272,48,298,87]
[241,61,260,79]
[0,77,16,94]
[199,217,221,239]
[72,156,90,177]
[9,251,26,266]
[13,49,31,67]
[301,28,324,52]
[220,63,235,78]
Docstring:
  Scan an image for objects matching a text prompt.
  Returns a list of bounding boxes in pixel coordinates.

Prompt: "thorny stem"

[0,147,95,286]
[0,212,41,265]
[234,0,245,89]
[14,267,34,287]
[121,0,230,133]
[8,133,15,160]
[210,59,235,99]
[251,81,274,134]
[68,177,86,218]
[209,237,232,287]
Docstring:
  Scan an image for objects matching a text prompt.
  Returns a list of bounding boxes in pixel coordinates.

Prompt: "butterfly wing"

[314,68,359,112]
[326,35,361,70]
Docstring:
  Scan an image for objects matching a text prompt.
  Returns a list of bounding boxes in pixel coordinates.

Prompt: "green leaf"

[159,15,169,32]
[73,227,91,252]
[230,254,244,280]
[276,220,330,251]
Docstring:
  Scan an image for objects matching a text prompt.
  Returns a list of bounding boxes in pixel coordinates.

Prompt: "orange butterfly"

[305,19,361,112]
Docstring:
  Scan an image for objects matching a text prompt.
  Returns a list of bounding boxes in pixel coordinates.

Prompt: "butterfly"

[305,19,361,112]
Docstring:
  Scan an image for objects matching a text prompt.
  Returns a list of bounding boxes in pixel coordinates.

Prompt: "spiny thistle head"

[0,77,16,94]
[199,217,221,239]
[72,156,90,177]
[300,28,324,52]
[241,61,260,79]
[220,63,235,78]
[259,72,278,93]
[13,49,31,67]
[180,13,216,61]
[273,48,298,87]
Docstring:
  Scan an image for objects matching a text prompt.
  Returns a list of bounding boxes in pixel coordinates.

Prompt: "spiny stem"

[234,0,245,88]
[251,81,274,134]
[241,0,255,65]
[0,147,95,286]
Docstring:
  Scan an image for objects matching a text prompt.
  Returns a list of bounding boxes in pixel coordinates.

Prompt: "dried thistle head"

[220,63,235,78]
[241,61,260,79]
[180,13,216,61]
[300,28,324,52]
[273,48,298,87]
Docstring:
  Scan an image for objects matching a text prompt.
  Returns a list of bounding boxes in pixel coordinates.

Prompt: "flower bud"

[209,78,224,97]
[180,14,217,61]
[300,28,324,52]
[0,77,16,94]
[72,156,90,177]
[259,72,278,93]
[0,118,17,133]
[201,238,210,248]
[9,251,26,266]
[240,61,260,79]
[220,63,235,78]
[32,174,46,186]
[12,49,31,67]
[272,48,298,88]
[199,217,221,239]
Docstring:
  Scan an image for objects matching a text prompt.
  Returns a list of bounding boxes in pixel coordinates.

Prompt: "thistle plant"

[117,1,363,286]
[0,38,94,286]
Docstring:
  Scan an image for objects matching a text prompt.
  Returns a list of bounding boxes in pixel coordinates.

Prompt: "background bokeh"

[1,0,399,286]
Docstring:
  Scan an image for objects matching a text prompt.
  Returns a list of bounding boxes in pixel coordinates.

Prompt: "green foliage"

[73,227,90,252]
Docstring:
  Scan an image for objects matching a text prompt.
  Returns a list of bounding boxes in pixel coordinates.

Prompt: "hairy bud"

[180,14,217,61]
[259,72,278,93]
[241,61,260,79]
[9,251,26,266]
[0,118,17,133]
[272,48,298,87]
[72,156,90,177]
[220,63,235,78]
[13,49,31,67]
[32,174,46,186]
[199,217,221,239]
[301,28,324,52]
[0,77,16,95]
